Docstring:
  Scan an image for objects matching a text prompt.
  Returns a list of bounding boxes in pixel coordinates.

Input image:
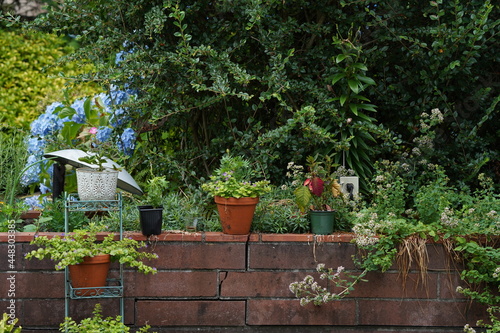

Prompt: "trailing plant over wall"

[290,110,499,330]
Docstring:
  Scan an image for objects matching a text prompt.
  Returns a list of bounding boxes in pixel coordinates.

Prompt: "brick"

[247,299,356,325]
[259,233,315,242]
[358,299,487,327]
[136,300,245,326]
[21,243,66,270]
[350,271,438,299]
[204,232,250,242]
[124,271,217,297]
[220,271,312,297]
[0,243,23,271]
[146,242,246,269]
[20,299,65,326]
[1,271,64,298]
[249,242,357,270]
[438,271,470,299]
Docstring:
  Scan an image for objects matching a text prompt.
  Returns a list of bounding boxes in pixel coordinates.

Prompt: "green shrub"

[0,29,98,129]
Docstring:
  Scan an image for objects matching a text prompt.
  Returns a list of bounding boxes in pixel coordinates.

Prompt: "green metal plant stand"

[63,193,124,323]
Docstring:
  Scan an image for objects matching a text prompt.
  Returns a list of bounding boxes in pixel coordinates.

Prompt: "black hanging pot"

[138,206,163,236]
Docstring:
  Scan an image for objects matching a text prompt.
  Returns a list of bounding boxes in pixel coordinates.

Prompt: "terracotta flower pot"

[214,196,259,235]
[68,254,111,296]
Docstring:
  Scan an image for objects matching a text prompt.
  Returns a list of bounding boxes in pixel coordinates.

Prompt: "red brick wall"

[0,232,487,332]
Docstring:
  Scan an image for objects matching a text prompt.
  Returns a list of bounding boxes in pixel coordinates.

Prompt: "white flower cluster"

[493,267,500,279]
[463,324,476,333]
[486,210,497,219]
[286,162,304,178]
[430,108,444,123]
[412,147,422,156]
[413,135,434,150]
[440,207,459,228]
[352,212,380,246]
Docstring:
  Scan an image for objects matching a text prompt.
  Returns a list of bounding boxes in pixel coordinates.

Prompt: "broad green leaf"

[356,111,376,122]
[340,94,348,106]
[358,103,377,112]
[349,103,359,115]
[348,79,360,94]
[294,186,312,212]
[61,122,82,145]
[352,62,368,71]
[330,72,346,86]
[336,54,347,63]
[356,75,376,86]
[83,97,93,121]
[57,107,76,119]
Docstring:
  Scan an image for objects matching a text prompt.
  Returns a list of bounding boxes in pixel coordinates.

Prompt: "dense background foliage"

[0,28,98,129]
[2,0,499,192]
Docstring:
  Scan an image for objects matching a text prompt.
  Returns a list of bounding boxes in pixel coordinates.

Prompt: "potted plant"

[25,224,158,294]
[61,303,153,332]
[137,176,169,237]
[202,153,271,234]
[55,97,123,201]
[293,154,346,234]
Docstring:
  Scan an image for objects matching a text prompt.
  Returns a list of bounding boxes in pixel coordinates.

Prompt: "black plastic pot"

[138,206,163,236]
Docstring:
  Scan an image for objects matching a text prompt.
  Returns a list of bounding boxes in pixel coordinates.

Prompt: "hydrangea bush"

[22,86,137,197]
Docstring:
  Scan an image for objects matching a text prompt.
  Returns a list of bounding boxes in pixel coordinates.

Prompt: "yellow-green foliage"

[0,29,98,129]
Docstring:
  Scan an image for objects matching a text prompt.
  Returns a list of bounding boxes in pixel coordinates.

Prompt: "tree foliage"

[0,28,98,129]
[14,0,499,188]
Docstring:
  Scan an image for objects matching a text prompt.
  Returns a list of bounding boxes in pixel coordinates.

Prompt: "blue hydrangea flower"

[30,112,62,137]
[27,137,47,156]
[96,126,113,143]
[117,128,136,156]
[110,108,127,127]
[24,195,44,209]
[40,183,51,194]
[70,98,86,123]
[21,155,42,186]
[46,101,64,114]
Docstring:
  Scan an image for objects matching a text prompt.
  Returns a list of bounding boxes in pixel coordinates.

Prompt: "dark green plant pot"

[309,210,335,235]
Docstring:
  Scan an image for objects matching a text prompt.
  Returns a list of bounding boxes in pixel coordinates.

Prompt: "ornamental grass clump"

[25,224,158,274]
[201,153,271,198]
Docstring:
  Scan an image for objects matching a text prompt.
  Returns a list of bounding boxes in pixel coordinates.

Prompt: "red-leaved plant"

[294,155,343,212]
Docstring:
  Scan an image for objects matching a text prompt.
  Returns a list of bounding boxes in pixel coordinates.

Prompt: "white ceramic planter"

[76,167,119,201]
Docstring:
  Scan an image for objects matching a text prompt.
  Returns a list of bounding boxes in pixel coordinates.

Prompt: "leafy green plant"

[25,223,158,274]
[0,132,28,202]
[33,199,87,232]
[326,31,378,184]
[0,313,21,333]
[0,29,97,129]
[61,303,153,332]
[253,186,309,234]
[201,153,271,198]
[141,176,169,208]
[293,154,345,212]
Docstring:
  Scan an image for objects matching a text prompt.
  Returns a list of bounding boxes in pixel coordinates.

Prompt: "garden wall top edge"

[0,231,356,243]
